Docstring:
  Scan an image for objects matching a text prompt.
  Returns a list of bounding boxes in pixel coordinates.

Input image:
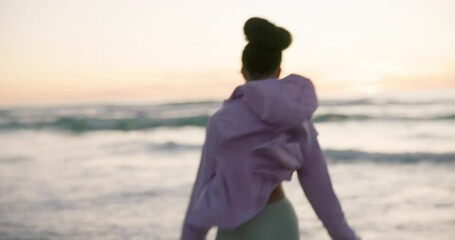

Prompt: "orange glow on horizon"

[1,0,454,105]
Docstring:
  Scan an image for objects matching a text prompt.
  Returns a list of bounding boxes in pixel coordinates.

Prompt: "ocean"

[0,89,454,240]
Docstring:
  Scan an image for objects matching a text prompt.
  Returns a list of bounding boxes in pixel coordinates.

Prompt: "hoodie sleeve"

[180,144,211,240]
[297,122,358,240]
[180,118,219,240]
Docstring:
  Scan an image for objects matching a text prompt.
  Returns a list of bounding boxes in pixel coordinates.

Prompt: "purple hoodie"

[181,74,357,240]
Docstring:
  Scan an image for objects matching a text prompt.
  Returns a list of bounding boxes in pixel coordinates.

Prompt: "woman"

[181,17,359,240]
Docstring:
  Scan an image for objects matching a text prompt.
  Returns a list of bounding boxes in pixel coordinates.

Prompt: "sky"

[1,0,454,105]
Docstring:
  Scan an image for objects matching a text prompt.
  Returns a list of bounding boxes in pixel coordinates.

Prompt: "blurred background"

[1,0,454,239]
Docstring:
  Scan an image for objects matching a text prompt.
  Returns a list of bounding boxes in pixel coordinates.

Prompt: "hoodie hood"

[224,74,318,128]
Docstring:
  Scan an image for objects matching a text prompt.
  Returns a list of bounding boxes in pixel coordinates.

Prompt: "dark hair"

[242,17,292,80]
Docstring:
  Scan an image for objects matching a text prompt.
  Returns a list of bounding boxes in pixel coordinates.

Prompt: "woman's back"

[266,183,285,204]
[180,17,359,240]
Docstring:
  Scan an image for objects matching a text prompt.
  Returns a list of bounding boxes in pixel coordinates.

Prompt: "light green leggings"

[215,197,299,240]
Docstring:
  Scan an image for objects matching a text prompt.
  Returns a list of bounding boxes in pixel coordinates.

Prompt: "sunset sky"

[1,0,454,105]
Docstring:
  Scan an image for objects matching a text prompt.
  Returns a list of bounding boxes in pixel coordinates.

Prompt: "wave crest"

[0,115,210,132]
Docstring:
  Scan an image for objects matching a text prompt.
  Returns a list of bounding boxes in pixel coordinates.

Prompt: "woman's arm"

[180,140,212,240]
[297,122,358,240]
[181,118,220,240]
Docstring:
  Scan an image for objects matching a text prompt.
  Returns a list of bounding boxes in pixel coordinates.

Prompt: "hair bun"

[244,17,292,51]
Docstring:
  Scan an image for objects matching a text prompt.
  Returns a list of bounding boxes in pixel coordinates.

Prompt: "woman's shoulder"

[213,98,257,123]
[209,100,268,141]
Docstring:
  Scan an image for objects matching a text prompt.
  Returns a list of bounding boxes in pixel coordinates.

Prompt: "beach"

[1,90,454,239]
